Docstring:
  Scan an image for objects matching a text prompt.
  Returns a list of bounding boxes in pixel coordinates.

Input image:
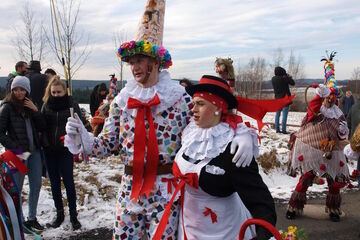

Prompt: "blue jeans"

[275,105,290,133]
[13,150,43,220]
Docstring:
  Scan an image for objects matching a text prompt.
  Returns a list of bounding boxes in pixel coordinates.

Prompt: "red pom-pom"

[339,161,344,167]
[304,172,311,178]
[319,179,325,185]
[298,155,304,162]
[351,169,360,178]
[312,83,319,88]
[348,183,354,189]
[320,164,326,171]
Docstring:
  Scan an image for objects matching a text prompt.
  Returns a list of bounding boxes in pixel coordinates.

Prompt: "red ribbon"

[222,113,243,130]
[0,150,28,174]
[127,94,160,200]
[153,163,198,240]
[203,207,218,223]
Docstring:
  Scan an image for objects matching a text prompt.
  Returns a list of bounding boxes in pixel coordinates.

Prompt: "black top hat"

[27,60,42,72]
[109,73,115,77]
[185,75,237,109]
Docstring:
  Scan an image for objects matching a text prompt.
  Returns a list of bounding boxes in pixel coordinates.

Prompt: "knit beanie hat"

[11,76,31,94]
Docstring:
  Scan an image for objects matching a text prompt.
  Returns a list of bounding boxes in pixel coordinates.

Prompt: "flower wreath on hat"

[117,40,172,69]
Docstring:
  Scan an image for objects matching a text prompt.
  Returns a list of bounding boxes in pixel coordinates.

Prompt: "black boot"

[286,210,296,220]
[70,210,81,230]
[24,218,44,232]
[329,212,340,222]
[47,210,65,228]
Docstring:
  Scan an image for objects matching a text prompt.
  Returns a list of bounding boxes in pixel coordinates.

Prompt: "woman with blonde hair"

[41,76,83,230]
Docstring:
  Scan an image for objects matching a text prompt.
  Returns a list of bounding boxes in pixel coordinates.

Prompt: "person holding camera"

[271,66,295,134]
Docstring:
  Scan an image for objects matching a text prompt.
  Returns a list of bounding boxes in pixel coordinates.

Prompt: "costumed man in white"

[153,75,276,240]
[63,0,256,239]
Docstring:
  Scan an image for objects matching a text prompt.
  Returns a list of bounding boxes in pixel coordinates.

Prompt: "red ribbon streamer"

[153,163,198,240]
[203,207,218,223]
[0,150,28,174]
[127,94,160,200]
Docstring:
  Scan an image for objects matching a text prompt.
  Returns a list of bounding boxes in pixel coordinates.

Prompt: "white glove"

[64,113,94,154]
[230,133,254,167]
[338,121,349,139]
[344,144,359,160]
[316,84,331,98]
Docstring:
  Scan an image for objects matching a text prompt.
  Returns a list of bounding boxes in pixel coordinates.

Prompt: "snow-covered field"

[1,104,355,239]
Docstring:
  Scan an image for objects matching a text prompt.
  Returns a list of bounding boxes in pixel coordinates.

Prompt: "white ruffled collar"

[320,104,343,119]
[180,120,235,160]
[114,70,185,116]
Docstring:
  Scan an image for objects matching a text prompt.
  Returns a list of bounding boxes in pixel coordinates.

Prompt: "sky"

[0,0,360,81]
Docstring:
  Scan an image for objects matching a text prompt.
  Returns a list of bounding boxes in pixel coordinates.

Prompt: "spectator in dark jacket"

[41,75,83,230]
[6,61,28,93]
[26,60,48,109]
[342,90,355,117]
[89,83,108,117]
[271,66,295,134]
[0,76,46,232]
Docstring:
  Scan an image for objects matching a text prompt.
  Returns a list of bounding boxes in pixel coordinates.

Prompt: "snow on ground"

[0,104,355,239]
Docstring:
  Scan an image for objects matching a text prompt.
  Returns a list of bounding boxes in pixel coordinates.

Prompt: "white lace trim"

[344,144,360,160]
[113,70,186,117]
[320,105,343,119]
[290,139,349,179]
[181,120,235,160]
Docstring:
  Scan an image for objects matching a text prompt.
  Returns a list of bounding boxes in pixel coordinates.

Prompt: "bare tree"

[235,57,268,98]
[113,30,128,89]
[46,0,91,86]
[270,47,285,69]
[287,50,305,80]
[12,1,46,62]
[351,66,360,93]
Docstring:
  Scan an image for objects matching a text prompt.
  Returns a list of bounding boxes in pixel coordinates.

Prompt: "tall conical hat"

[320,51,341,95]
[117,0,172,69]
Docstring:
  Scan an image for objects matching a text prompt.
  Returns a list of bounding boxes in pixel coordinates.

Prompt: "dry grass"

[257,148,281,174]
[108,174,122,184]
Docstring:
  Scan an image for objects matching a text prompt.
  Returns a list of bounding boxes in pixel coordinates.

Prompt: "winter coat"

[271,67,295,99]
[6,71,18,93]
[41,95,84,151]
[0,101,46,152]
[342,95,355,116]
[271,75,295,99]
[26,71,48,109]
[347,100,360,138]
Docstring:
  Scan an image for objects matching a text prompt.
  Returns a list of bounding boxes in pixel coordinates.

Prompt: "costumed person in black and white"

[154,75,277,240]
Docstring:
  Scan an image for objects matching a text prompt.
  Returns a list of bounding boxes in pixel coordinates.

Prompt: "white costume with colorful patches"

[91,70,192,239]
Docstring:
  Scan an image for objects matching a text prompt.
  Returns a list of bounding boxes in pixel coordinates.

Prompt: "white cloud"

[0,0,359,80]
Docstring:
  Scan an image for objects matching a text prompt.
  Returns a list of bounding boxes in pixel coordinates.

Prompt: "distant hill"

[0,76,349,90]
[261,78,350,89]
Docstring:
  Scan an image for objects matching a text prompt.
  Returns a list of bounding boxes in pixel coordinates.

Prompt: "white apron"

[175,148,256,240]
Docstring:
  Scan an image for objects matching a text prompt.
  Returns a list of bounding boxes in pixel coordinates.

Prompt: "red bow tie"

[127,94,160,200]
